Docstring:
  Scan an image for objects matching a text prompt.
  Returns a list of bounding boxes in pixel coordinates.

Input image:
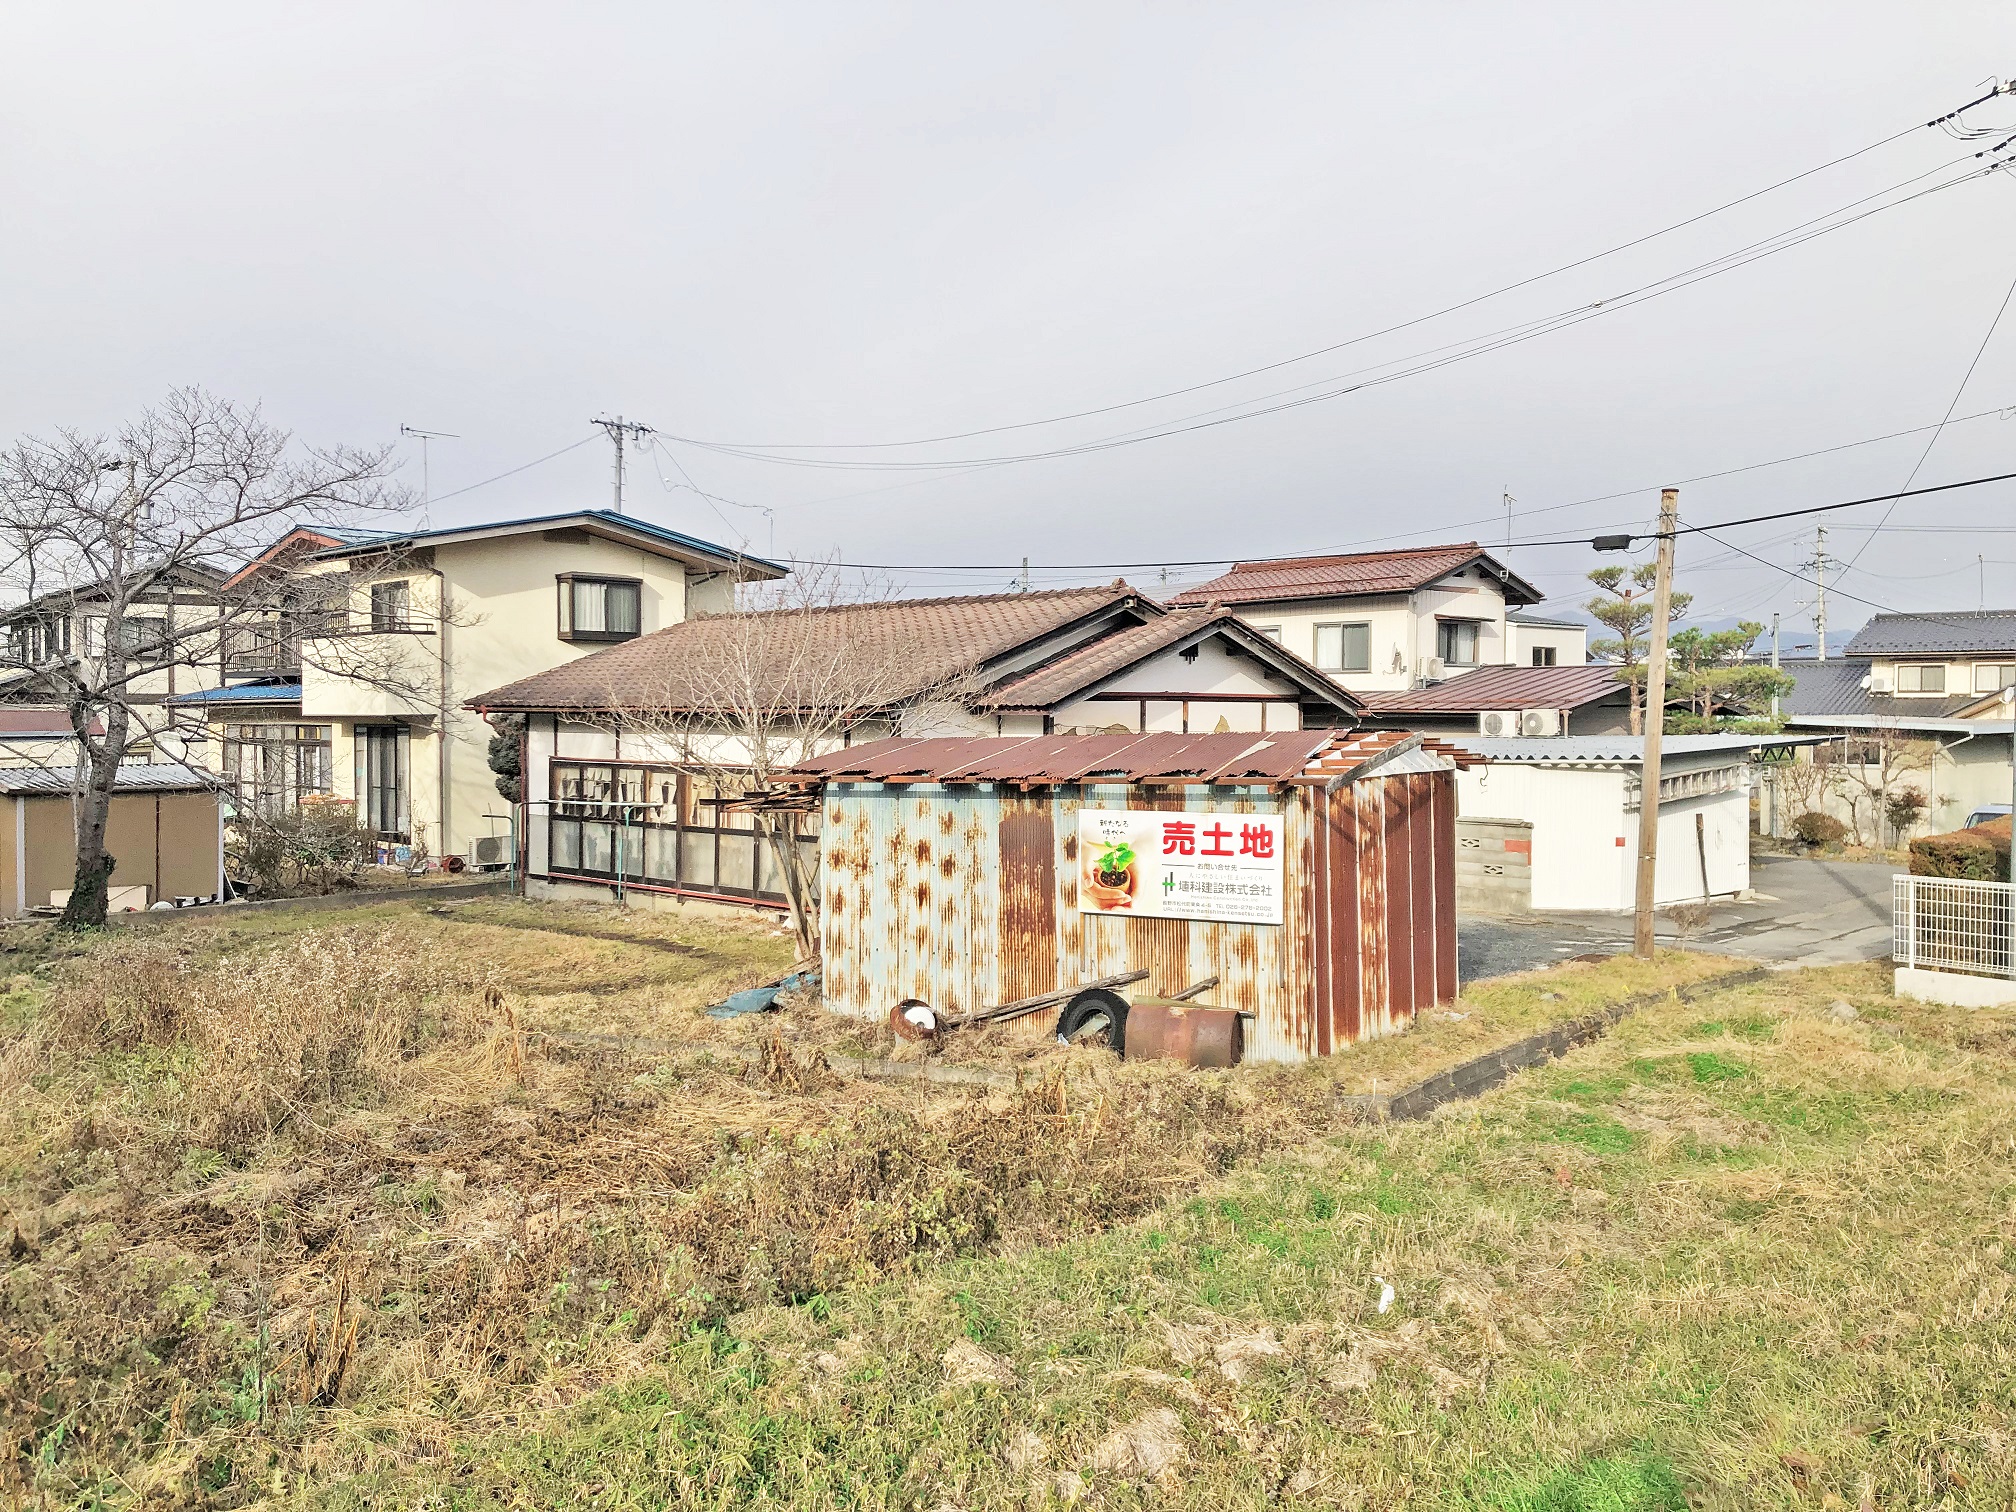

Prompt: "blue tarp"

[705,967,822,1018]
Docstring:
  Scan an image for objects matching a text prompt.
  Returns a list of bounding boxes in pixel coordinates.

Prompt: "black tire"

[1055,989,1131,1053]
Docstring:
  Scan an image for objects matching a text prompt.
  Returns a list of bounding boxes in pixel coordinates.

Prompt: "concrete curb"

[1352,965,1774,1124]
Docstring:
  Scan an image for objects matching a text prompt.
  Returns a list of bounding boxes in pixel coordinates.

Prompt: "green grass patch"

[1462,1453,1689,1511]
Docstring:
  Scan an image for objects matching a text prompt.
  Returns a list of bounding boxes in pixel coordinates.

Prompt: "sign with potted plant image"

[1076,808,1285,925]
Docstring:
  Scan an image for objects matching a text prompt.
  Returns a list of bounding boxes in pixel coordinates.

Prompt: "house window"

[1532,646,1557,667]
[1313,622,1371,673]
[1437,619,1481,666]
[558,576,643,642]
[358,725,410,838]
[1895,663,1946,694]
[1252,625,1283,643]
[369,580,413,632]
[1975,663,2016,693]
[116,616,168,662]
[545,760,816,905]
[222,723,333,816]
[6,616,72,664]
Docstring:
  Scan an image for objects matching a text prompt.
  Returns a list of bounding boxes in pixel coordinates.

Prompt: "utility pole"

[1807,525,1831,661]
[399,425,457,527]
[591,416,655,515]
[1770,612,1781,719]
[1634,487,1679,961]
[1017,557,1030,593]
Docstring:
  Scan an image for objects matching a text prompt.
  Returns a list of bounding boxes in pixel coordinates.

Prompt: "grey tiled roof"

[1778,660,1983,720]
[1842,609,2016,657]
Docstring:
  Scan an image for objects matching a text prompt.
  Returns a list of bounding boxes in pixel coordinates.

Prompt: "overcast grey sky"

[5,3,2015,642]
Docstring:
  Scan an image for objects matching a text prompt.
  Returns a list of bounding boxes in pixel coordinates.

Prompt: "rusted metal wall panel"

[817,772,1456,1062]
[1406,774,1438,1018]
[997,801,1058,1005]
[1382,775,1414,1019]
[1353,779,1390,1037]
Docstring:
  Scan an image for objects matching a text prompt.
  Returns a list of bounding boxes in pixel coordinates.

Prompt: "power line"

[1837,257,2016,575]
[800,466,2016,575]
[674,154,2004,474]
[424,435,597,506]
[685,104,1970,452]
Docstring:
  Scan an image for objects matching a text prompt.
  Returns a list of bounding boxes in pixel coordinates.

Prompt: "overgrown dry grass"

[8,898,1969,1510]
[331,963,2016,1512]
[5,897,1534,1507]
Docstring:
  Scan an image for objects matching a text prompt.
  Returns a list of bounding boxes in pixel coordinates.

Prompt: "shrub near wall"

[1909,815,2012,882]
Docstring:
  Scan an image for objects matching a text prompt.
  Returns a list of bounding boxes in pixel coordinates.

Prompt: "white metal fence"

[1894,874,2016,980]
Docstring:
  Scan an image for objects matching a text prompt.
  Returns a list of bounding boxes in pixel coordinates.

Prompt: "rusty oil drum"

[1121,997,1246,1069]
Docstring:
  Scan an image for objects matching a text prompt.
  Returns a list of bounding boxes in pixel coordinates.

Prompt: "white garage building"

[1450,734,1817,913]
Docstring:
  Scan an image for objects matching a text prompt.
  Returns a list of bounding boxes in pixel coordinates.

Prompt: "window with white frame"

[557,575,643,642]
[1436,619,1480,666]
[1975,662,2016,693]
[1251,625,1283,643]
[1895,663,1946,694]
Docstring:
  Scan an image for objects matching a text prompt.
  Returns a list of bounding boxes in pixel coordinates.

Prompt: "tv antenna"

[399,425,458,526]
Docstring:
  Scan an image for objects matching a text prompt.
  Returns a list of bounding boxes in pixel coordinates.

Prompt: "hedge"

[1910,815,2012,882]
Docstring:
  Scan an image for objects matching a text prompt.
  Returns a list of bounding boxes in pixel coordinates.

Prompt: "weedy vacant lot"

[4,898,2010,1510]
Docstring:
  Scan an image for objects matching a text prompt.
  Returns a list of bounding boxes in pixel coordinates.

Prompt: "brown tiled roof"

[469,584,1142,713]
[1169,543,1540,608]
[981,609,1361,713]
[789,728,1474,785]
[1355,663,1625,714]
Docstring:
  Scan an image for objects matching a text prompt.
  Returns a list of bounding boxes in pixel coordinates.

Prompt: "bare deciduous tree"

[1833,729,1938,849]
[585,562,981,958]
[0,390,412,926]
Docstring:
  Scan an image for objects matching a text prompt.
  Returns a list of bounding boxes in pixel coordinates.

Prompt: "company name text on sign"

[1076,808,1284,925]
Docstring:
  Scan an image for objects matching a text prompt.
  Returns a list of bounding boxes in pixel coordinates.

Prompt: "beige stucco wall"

[1506,620,1589,666]
[1223,572,1511,692]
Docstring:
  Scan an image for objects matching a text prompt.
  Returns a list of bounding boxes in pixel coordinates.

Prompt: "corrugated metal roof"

[470,584,1145,713]
[1843,609,2016,657]
[0,762,216,795]
[1505,610,1586,628]
[1168,543,1541,609]
[164,680,303,706]
[979,608,1361,713]
[1356,663,1623,714]
[1448,733,1823,765]
[792,728,1469,785]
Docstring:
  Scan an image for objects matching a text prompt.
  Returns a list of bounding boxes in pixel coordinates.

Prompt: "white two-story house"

[1169,542,1570,692]
[169,510,783,865]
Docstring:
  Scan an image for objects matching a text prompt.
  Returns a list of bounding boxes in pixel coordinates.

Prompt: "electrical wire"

[1837,256,2016,575]
[688,103,1977,452]
[422,436,597,506]
[673,155,2003,474]
[792,466,2016,574]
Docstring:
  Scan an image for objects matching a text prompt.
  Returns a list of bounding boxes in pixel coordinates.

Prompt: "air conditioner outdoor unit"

[1420,656,1446,683]
[471,834,510,868]
[1477,710,1522,737]
[1519,708,1563,737]
[1868,673,1892,693]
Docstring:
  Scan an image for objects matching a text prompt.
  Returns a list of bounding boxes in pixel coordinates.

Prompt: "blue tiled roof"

[164,681,303,706]
[307,509,786,575]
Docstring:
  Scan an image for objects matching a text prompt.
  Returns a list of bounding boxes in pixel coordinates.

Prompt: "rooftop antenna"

[591,416,656,515]
[399,425,458,528]
[1503,488,1515,546]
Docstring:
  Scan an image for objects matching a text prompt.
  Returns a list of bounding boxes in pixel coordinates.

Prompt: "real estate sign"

[1076,808,1284,925]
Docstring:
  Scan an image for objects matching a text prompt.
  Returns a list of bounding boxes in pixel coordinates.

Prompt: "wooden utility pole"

[1634,487,1679,959]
